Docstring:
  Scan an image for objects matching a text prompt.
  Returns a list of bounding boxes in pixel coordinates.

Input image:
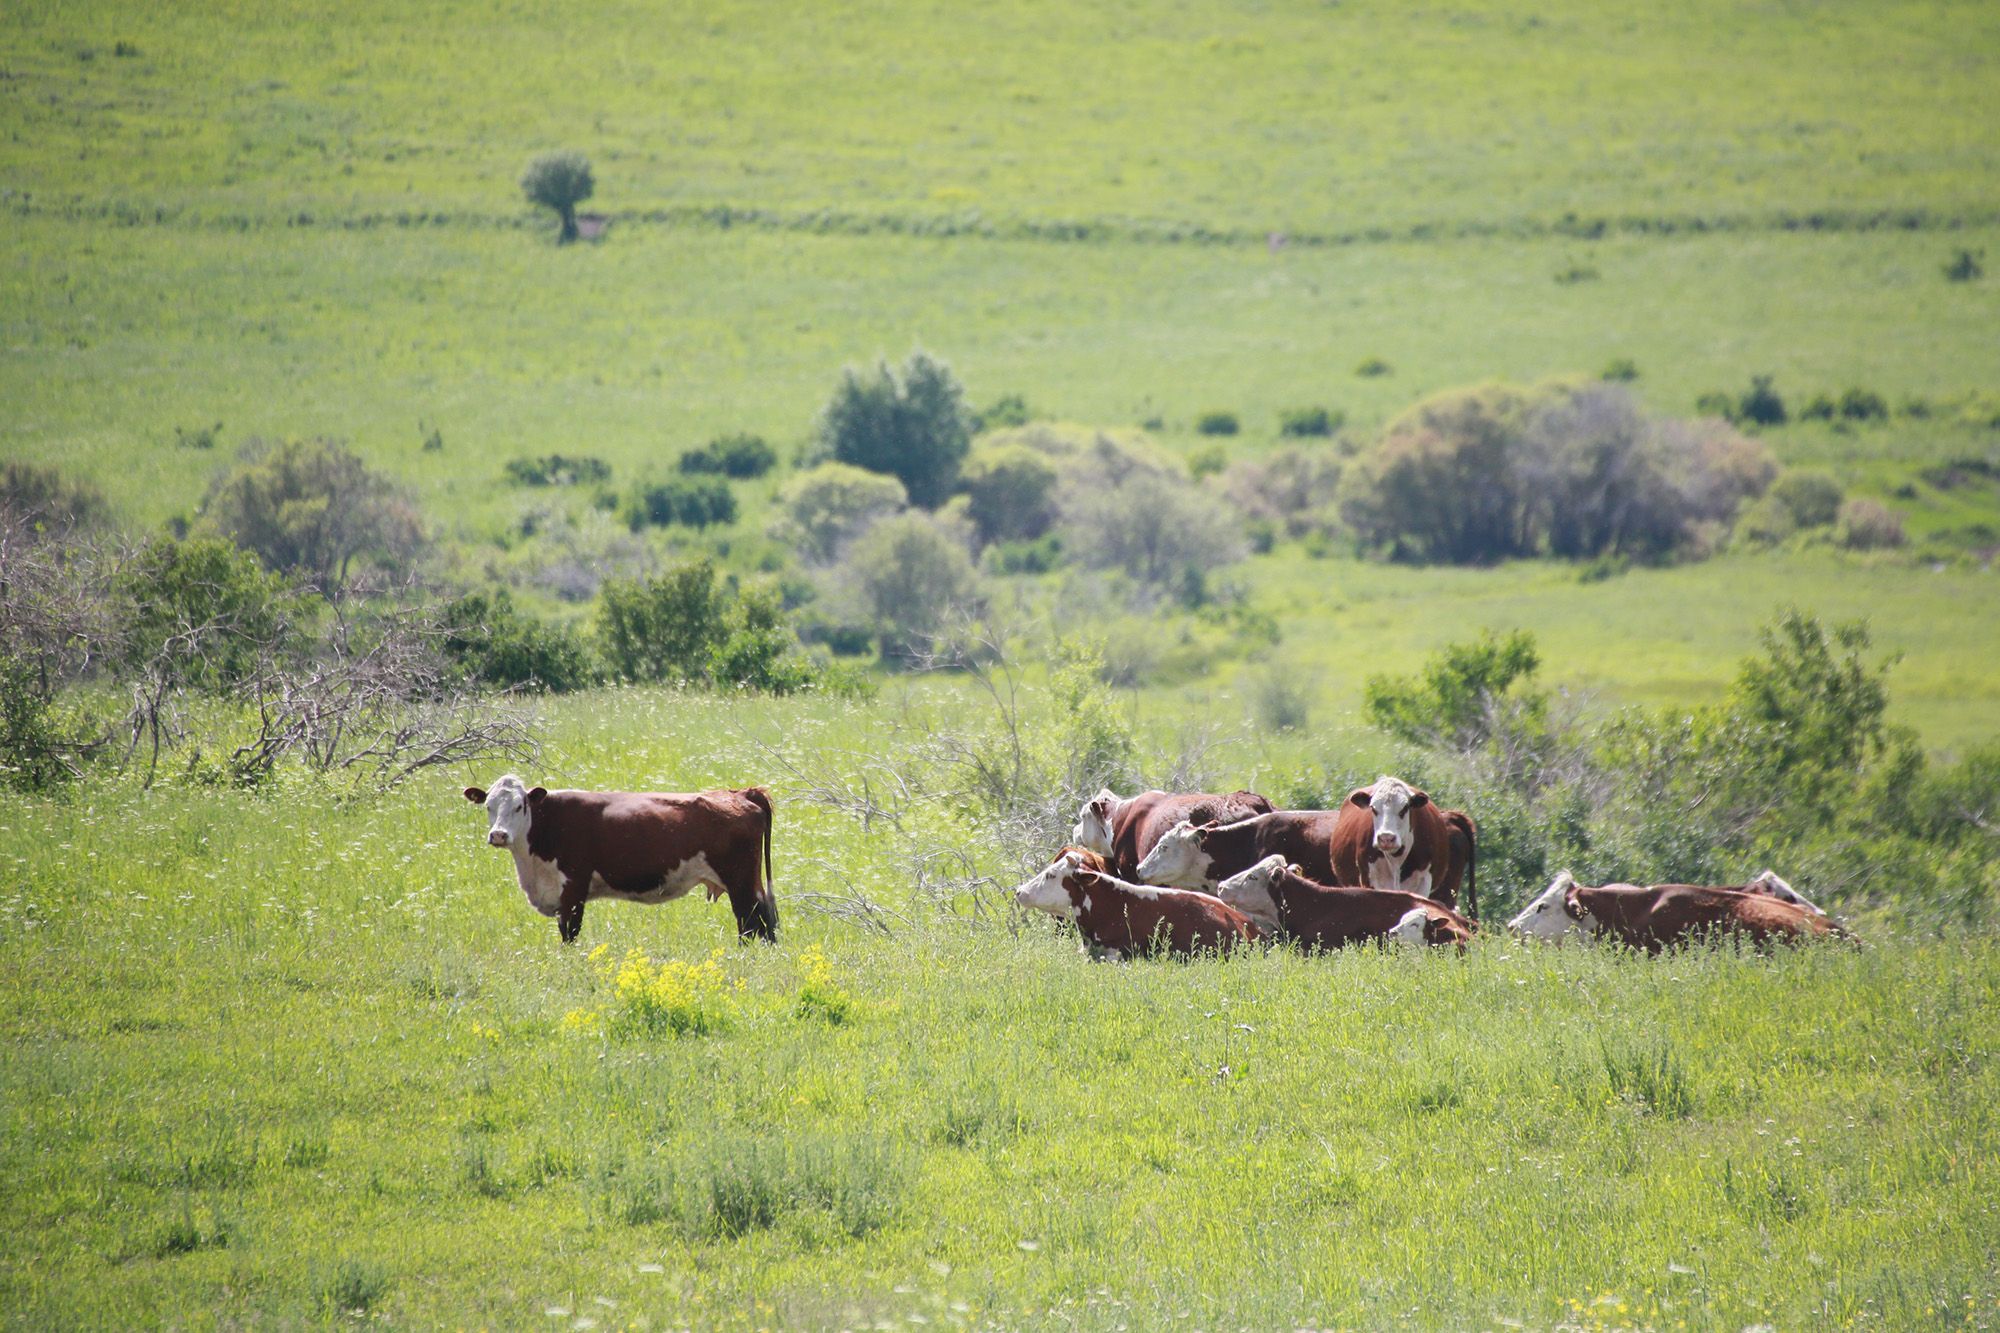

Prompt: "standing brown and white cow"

[1069,788,1276,879]
[464,774,777,943]
[1507,872,1850,953]
[1329,775,1477,916]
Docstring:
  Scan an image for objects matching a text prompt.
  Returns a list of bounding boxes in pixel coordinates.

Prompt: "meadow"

[1,691,1996,1329]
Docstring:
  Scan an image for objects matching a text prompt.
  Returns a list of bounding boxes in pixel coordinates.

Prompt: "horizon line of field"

[12,196,2000,250]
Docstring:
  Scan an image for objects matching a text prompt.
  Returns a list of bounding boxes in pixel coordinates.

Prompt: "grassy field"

[1,692,1996,1329]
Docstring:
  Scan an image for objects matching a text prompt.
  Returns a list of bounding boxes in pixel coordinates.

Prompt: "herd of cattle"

[464,772,1852,956]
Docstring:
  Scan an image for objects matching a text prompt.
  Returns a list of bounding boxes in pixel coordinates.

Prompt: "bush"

[520,150,594,244]
[1195,411,1239,437]
[1798,394,1838,422]
[1834,499,1906,551]
[983,534,1064,574]
[441,590,596,692]
[709,585,819,693]
[1694,391,1738,421]
[972,394,1033,433]
[1355,357,1392,378]
[625,478,736,530]
[1187,445,1228,479]
[772,463,907,563]
[1737,375,1787,427]
[1838,388,1889,422]
[174,421,222,450]
[1364,630,1545,751]
[1223,447,1343,538]
[1280,406,1343,437]
[841,514,981,662]
[504,454,612,487]
[1059,470,1244,602]
[201,438,425,591]
[815,351,971,507]
[678,434,776,479]
[597,562,729,684]
[119,537,294,689]
[1944,249,1984,283]
[1599,358,1640,383]
[958,445,1060,547]
[1769,470,1844,528]
[1,461,110,535]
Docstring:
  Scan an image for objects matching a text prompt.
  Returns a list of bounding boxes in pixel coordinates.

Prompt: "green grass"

[1,692,1995,1327]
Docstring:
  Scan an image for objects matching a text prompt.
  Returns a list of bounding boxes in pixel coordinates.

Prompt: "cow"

[1070,787,1276,879]
[1013,847,1261,959]
[1744,869,1828,917]
[1388,906,1477,950]
[1328,775,1476,914]
[1507,872,1851,953]
[1134,810,1342,890]
[1214,855,1476,951]
[464,774,777,943]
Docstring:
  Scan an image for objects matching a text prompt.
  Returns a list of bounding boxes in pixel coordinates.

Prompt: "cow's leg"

[556,875,589,944]
[725,878,778,942]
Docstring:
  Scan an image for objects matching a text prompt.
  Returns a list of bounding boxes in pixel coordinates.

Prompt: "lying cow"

[1507,872,1849,953]
[1215,855,1476,951]
[1135,810,1341,890]
[1745,869,1828,917]
[1013,847,1261,959]
[1329,775,1476,915]
[1070,787,1275,878]
[465,774,777,943]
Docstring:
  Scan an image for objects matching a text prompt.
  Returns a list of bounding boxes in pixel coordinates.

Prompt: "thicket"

[504,454,612,487]
[814,352,971,508]
[678,434,777,479]
[1324,613,2000,925]
[624,478,737,531]
[1339,382,1775,564]
[596,560,829,693]
[200,439,426,593]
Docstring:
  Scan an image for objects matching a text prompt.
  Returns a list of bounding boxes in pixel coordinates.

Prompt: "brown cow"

[1134,810,1341,889]
[1013,847,1261,959]
[464,774,777,943]
[1215,855,1477,951]
[1329,775,1475,913]
[1070,787,1276,879]
[1508,872,1851,953]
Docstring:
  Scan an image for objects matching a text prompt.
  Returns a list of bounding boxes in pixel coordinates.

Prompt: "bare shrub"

[1223,447,1343,537]
[1835,498,1906,550]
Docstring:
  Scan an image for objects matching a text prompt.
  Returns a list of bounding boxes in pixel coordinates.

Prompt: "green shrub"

[1364,629,1545,750]
[504,454,612,486]
[1355,356,1393,378]
[1599,358,1640,383]
[1,461,111,535]
[173,421,222,450]
[843,514,981,662]
[625,477,736,530]
[678,434,777,479]
[1188,445,1228,478]
[772,463,907,563]
[1195,410,1239,436]
[597,562,729,684]
[972,393,1033,432]
[1769,469,1844,528]
[815,351,971,507]
[1694,391,1738,421]
[1943,248,1984,282]
[119,537,294,688]
[441,590,596,692]
[984,533,1064,574]
[959,444,1060,547]
[200,438,425,591]
[1838,387,1888,422]
[1737,375,1787,426]
[709,586,818,693]
[1798,394,1838,422]
[1279,406,1342,437]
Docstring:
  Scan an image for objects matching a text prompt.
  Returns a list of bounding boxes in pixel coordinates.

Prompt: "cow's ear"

[1090,795,1112,819]
[463,787,487,804]
[1409,790,1430,808]
[527,786,548,803]
[1423,916,1448,945]
[1287,863,1305,877]
[1348,788,1372,808]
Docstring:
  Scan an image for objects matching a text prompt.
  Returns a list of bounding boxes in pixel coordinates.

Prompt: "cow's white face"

[465,774,541,852]
[1508,871,1588,942]
[1215,855,1288,928]
[1749,869,1824,916]
[1014,851,1084,919]
[1070,789,1119,856]
[1388,907,1434,947]
[1134,820,1210,888]
[1355,775,1426,858]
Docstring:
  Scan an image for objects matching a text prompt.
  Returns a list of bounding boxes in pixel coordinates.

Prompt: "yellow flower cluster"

[794,942,855,1024]
[598,947,738,1036]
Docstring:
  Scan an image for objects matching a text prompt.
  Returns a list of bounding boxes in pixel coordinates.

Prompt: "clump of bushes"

[1600,358,1640,383]
[814,351,971,507]
[1338,381,1774,564]
[597,559,826,692]
[441,590,596,693]
[1834,498,1906,550]
[504,454,612,487]
[1800,390,1887,424]
[1355,356,1393,378]
[1195,410,1240,436]
[770,463,908,564]
[1279,406,1343,437]
[624,478,736,530]
[677,434,776,479]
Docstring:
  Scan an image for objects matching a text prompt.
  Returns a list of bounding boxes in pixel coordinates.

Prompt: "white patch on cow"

[476,775,563,916]
[1069,788,1122,857]
[1364,774,1417,887]
[1508,871,1589,943]
[1387,907,1433,947]
[1214,854,1288,930]
[1134,819,1213,888]
[598,851,717,906]
[1013,851,1084,919]
[1749,869,1825,916]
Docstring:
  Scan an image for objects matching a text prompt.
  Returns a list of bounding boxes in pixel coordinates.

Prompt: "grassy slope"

[0,694,1994,1328]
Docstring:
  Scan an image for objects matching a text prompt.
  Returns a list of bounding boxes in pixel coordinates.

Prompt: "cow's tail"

[744,786,778,940]
[1446,810,1478,921]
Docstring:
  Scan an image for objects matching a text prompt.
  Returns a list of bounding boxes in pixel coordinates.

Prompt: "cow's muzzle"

[1374,832,1402,853]
[488,831,510,848]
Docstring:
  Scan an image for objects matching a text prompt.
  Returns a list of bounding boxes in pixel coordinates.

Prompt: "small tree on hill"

[816,352,971,508]
[200,438,425,593]
[521,151,595,244]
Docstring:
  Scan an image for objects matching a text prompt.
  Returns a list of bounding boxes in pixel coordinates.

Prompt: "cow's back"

[540,788,766,894]
[1234,810,1340,885]
[1578,884,1831,952]
[1073,874,1258,957]
[1110,790,1274,878]
[1271,874,1471,950]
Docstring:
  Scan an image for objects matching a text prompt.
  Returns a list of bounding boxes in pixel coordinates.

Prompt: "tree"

[596,561,728,684]
[1364,630,1547,751]
[842,514,981,662]
[521,151,595,244]
[119,536,295,689]
[959,444,1060,547]
[1059,470,1243,600]
[772,463,907,564]
[200,438,425,592]
[816,352,971,507]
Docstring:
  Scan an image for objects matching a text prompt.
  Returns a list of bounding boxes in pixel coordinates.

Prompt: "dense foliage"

[519,150,594,243]
[815,352,971,508]
[200,439,426,591]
